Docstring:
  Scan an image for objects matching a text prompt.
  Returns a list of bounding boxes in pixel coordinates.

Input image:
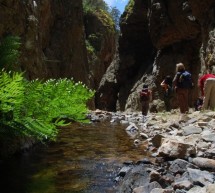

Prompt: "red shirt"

[199,74,215,96]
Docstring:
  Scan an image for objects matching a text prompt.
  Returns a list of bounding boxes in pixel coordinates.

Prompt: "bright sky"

[104,0,129,14]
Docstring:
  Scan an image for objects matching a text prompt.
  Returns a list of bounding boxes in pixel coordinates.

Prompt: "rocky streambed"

[90,109,215,193]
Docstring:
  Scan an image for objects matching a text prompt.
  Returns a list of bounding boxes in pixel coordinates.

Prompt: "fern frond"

[0,36,21,70]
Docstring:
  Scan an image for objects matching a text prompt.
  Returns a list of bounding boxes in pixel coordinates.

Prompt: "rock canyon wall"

[1,0,215,111]
[0,0,116,90]
[0,0,89,83]
[97,0,215,112]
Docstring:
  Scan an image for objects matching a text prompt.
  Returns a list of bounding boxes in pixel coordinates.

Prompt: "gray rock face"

[187,168,214,186]
[116,165,150,193]
[133,181,162,193]
[202,133,215,143]
[169,159,197,174]
[182,126,202,136]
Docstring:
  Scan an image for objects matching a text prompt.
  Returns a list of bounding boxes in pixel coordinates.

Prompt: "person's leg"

[145,101,149,115]
[202,79,213,109]
[164,96,170,111]
[209,79,215,109]
[142,101,149,116]
[177,89,186,113]
[183,89,189,113]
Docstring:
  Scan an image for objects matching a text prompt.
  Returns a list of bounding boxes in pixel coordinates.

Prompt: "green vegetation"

[0,71,94,142]
[0,36,95,144]
[83,0,117,63]
[97,9,115,32]
[85,39,96,54]
[83,0,109,13]
[0,36,21,70]
[125,0,135,16]
[83,0,120,31]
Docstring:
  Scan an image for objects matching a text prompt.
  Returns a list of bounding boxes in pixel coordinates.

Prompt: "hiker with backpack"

[198,69,215,110]
[160,75,173,111]
[139,84,152,117]
[173,63,193,113]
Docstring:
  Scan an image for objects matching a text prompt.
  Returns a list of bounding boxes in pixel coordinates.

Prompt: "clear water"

[0,121,148,193]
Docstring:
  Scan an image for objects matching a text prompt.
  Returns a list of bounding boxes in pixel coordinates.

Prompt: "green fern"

[0,71,95,142]
[0,36,94,143]
[0,36,21,70]
[0,70,24,113]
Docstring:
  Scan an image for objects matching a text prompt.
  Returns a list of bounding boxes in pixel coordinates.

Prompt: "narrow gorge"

[1,0,215,193]
[1,0,215,112]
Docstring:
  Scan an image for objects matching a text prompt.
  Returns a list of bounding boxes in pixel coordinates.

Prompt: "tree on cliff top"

[109,6,121,31]
[83,0,120,31]
[83,0,109,12]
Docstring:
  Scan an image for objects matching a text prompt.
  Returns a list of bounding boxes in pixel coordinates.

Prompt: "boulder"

[192,157,215,171]
[151,134,165,148]
[157,138,196,159]
[182,126,202,136]
[133,181,162,193]
[187,168,214,186]
[169,159,197,174]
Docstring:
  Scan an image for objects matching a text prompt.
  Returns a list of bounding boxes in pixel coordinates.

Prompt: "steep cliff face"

[0,0,89,85]
[117,0,155,111]
[84,9,116,89]
[2,0,215,112]
[0,0,46,78]
[148,0,215,109]
[0,0,117,97]
[188,0,215,68]
[96,0,155,111]
[43,0,89,84]
[97,0,215,112]
[149,0,201,108]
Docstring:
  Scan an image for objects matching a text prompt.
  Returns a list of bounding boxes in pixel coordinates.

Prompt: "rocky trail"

[90,109,215,193]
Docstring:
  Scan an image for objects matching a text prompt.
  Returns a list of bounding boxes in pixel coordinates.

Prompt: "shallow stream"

[0,121,148,193]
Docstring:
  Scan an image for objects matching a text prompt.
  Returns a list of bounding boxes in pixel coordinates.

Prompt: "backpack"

[177,71,193,89]
[140,89,150,101]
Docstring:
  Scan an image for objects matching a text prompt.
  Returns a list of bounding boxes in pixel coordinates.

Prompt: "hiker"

[173,63,193,113]
[160,75,173,111]
[139,84,152,116]
[198,69,215,110]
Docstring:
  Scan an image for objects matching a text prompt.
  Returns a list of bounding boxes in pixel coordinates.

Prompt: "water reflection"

[0,121,148,193]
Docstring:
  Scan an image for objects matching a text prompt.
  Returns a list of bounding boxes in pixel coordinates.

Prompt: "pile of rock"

[89,109,215,193]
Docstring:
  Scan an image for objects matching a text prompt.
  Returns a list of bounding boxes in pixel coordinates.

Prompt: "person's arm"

[198,76,204,96]
[172,74,178,89]
[161,80,169,92]
[200,81,204,97]
[160,80,165,87]
[149,90,152,102]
